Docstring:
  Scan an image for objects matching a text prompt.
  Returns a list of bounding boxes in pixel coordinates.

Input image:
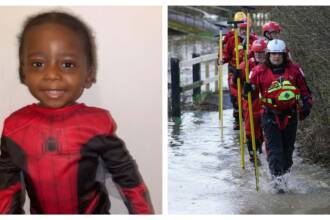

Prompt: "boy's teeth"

[45,90,64,98]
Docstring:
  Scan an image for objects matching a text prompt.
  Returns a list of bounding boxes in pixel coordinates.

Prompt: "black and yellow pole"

[218,30,224,138]
[227,20,245,169]
[244,13,260,191]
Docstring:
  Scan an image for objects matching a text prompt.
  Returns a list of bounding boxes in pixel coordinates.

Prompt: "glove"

[242,39,247,51]
[232,68,242,82]
[243,82,253,96]
[299,98,312,120]
[218,57,226,65]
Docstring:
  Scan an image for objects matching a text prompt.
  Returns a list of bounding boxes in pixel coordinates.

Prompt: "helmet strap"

[264,32,272,41]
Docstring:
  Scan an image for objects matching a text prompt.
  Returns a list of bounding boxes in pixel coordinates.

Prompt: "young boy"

[0,11,153,214]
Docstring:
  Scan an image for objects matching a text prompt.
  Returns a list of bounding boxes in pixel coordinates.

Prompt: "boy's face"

[22,23,93,108]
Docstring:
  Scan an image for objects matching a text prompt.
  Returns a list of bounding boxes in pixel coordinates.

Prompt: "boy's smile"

[44,89,65,99]
[22,23,93,108]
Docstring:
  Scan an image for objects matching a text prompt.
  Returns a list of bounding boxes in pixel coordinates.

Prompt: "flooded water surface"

[168,110,330,214]
[168,33,330,214]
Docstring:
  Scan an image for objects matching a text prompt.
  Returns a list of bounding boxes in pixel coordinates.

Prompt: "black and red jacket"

[0,103,153,214]
[222,31,258,67]
[250,63,312,103]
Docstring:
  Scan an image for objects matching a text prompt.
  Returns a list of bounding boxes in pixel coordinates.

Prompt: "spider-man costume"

[0,103,153,214]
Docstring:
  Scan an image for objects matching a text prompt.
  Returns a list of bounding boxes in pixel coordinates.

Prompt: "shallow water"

[168,110,330,214]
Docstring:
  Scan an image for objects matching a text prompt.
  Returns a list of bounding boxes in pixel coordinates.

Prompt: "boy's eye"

[62,62,76,68]
[32,62,44,68]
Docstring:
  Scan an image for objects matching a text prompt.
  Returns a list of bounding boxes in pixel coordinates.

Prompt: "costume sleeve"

[0,136,25,214]
[95,113,154,214]
[98,135,153,214]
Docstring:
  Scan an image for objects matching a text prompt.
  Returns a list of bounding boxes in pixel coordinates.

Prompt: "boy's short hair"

[18,10,97,84]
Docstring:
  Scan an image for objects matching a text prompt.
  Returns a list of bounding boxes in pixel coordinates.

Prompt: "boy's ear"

[84,75,93,89]
[84,69,95,89]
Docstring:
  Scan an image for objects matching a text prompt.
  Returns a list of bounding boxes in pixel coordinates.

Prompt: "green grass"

[169,21,213,39]
[169,21,202,33]
[196,31,214,39]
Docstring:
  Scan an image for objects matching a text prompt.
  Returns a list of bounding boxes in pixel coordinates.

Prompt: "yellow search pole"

[218,30,224,138]
[244,13,259,191]
[233,25,245,170]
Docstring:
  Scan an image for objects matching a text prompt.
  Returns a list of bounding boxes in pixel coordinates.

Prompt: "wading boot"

[273,176,287,194]
[233,120,239,130]
[233,109,239,130]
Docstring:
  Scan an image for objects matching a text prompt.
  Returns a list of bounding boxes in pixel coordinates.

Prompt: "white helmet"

[266,39,286,53]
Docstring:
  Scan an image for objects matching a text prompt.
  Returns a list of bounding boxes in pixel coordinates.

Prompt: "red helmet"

[262,21,281,36]
[251,39,267,53]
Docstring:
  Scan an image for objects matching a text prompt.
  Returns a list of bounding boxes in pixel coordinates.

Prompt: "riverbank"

[297,125,330,169]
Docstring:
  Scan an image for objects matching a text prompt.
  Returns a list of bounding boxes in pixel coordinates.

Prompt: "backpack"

[261,78,300,111]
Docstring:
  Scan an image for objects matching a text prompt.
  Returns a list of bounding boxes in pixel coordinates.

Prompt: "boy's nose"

[44,66,61,80]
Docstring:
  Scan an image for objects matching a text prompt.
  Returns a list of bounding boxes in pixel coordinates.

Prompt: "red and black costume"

[0,103,153,214]
[250,63,312,177]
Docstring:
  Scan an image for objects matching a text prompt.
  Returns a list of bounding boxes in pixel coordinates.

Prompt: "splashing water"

[168,110,330,214]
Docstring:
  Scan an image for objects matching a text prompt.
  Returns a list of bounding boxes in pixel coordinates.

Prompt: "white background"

[0,6,162,214]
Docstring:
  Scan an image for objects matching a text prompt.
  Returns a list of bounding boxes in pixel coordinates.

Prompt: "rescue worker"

[233,39,268,165]
[222,11,246,47]
[221,13,258,129]
[262,21,281,41]
[262,21,293,61]
[244,39,312,193]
